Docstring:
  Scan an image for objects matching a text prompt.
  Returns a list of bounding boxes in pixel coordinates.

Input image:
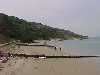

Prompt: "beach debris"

[0,51,9,63]
[35,54,46,59]
[39,56,46,59]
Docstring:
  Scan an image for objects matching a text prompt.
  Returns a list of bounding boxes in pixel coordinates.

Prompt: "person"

[54,47,57,51]
[60,47,61,51]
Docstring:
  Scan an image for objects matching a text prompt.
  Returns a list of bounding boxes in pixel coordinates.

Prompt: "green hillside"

[0,13,87,43]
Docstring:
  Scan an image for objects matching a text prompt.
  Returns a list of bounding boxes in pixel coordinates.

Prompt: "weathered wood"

[0,42,15,48]
[16,44,56,48]
[9,53,100,58]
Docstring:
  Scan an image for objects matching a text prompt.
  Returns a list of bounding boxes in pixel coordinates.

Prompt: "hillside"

[0,13,87,43]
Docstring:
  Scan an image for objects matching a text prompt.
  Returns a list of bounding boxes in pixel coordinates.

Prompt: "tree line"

[0,13,86,43]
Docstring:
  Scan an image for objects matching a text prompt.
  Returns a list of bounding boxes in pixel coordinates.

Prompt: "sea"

[62,38,100,70]
[48,37,100,70]
[49,37,100,56]
[62,37,100,56]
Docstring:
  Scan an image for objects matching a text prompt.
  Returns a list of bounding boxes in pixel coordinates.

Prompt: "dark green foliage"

[0,13,86,43]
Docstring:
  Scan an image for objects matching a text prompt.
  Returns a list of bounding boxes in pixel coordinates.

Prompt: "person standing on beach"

[60,47,61,51]
[54,47,57,51]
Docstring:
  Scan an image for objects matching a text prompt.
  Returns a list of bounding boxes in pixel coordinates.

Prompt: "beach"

[0,57,100,75]
[0,44,100,75]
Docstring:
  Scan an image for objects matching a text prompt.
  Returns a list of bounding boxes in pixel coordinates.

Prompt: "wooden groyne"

[8,53,100,58]
[16,43,55,48]
[0,42,13,48]
[0,43,100,59]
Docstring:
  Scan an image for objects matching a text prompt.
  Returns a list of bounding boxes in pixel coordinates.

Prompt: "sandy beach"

[0,44,100,75]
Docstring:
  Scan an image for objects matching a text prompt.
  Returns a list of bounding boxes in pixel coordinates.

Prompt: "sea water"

[62,38,100,70]
[48,38,100,71]
[62,38,100,56]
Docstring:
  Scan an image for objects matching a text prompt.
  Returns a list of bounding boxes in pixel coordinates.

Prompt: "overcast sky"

[0,0,100,37]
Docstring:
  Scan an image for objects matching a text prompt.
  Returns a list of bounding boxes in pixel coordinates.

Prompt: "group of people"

[54,46,62,51]
[43,40,62,52]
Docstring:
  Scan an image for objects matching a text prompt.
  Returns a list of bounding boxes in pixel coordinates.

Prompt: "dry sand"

[0,45,100,75]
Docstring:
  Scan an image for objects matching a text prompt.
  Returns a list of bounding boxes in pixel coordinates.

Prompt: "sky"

[0,0,100,37]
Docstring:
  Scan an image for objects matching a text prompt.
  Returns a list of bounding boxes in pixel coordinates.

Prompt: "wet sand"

[0,45,100,75]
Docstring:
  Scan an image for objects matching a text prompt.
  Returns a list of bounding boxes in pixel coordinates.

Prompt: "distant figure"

[60,48,61,51]
[54,47,57,51]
